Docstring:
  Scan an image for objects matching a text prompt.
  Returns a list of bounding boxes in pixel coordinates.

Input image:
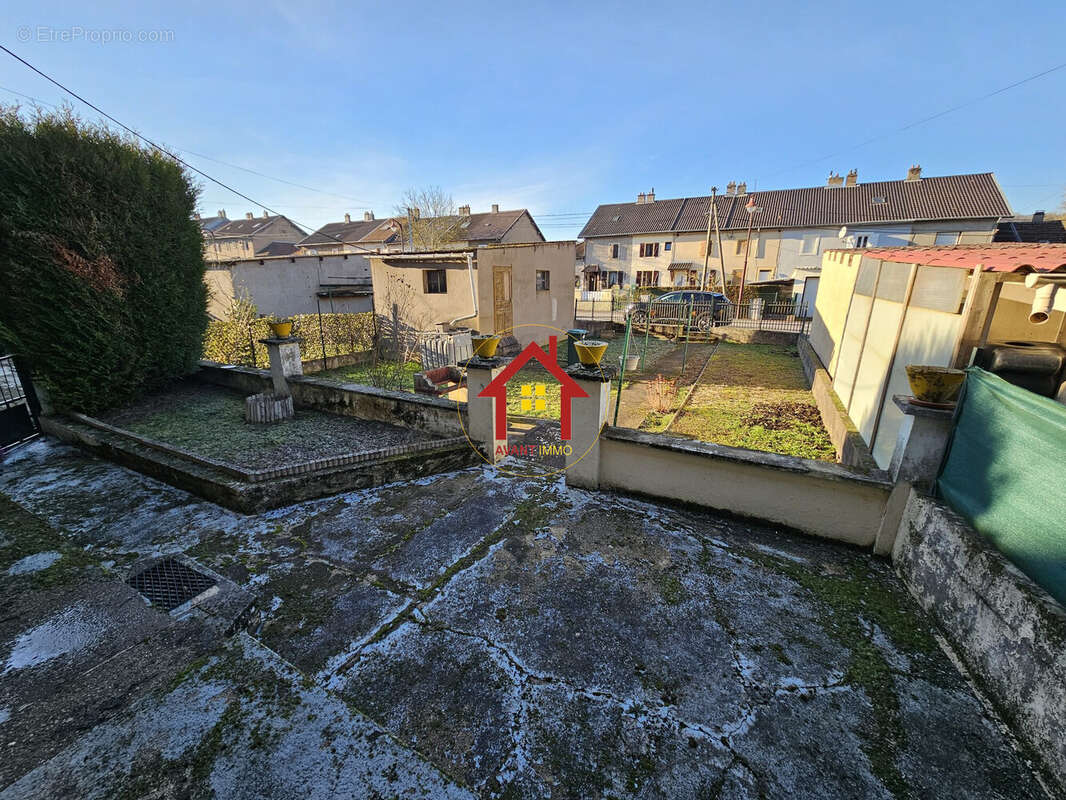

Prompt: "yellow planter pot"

[269,321,293,338]
[575,340,609,366]
[905,365,965,403]
[472,334,501,358]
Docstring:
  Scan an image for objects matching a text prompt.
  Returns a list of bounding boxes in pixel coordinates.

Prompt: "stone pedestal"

[564,364,616,489]
[462,356,509,463]
[888,394,956,493]
[260,337,303,397]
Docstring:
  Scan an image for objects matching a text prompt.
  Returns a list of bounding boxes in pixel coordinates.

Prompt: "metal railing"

[0,354,40,450]
[722,300,811,333]
[0,355,27,410]
[576,296,811,334]
[574,294,627,322]
[419,330,473,369]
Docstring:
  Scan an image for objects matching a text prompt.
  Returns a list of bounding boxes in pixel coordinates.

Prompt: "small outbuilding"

[809,244,1066,467]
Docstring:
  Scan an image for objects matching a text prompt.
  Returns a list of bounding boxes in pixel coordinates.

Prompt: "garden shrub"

[202,308,375,367]
[0,105,208,413]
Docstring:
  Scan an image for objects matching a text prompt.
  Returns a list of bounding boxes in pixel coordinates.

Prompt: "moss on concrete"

[743,550,945,799]
[0,493,99,587]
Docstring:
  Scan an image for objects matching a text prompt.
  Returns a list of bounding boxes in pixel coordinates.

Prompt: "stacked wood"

[244,392,294,424]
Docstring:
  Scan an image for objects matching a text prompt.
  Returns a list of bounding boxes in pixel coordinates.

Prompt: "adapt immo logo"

[454,324,606,479]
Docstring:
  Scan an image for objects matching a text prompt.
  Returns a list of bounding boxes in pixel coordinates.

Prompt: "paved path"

[0,439,1052,799]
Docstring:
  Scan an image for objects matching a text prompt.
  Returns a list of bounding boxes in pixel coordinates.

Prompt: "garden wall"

[195,361,466,438]
[797,336,881,473]
[300,350,373,374]
[893,492,1066,793]
[594,426,894,547]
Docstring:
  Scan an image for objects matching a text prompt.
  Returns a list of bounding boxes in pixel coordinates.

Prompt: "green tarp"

[938,367,1066,607]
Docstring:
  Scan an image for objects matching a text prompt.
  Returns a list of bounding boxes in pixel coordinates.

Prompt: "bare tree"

[395,186,463,250]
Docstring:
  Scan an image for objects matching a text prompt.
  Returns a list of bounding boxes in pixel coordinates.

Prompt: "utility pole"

[713,191,727,295]
[700,187,716,291]
[738,196,761,307]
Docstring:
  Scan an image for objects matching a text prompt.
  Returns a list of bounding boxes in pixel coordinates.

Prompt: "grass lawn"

[313,360,421,392]
[102,384,433,470]
[668,342,836,462]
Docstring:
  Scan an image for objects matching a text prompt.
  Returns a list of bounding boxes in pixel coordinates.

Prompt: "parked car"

[626,290,729,331]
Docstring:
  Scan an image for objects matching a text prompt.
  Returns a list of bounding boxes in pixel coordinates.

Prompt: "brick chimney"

[344,213,351,223]
[194,212,201,220]
[646,188,655,203]
[736,182,747,196]
[364,211,374,221]
[245,212,254,219]
[458,204,471,216]
[1033,210,1046,223]
[827,172,844,187]
[218,209,227,219]
[726,181,736,196]
[636,192,646,204]
[845,169,858,187]
[906,164,922,181]
[262,210,269,218]
[491,203,499,213]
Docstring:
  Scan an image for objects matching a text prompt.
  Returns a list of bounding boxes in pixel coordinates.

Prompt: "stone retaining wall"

[300,350,373,374]
[797,336,881,473]
[893,492,1066,793]
[196,361,466,438]
[42,414,479,513]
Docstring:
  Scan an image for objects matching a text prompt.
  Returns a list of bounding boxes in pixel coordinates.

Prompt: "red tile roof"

[579,173,1010,238]
[848,243,1066,273]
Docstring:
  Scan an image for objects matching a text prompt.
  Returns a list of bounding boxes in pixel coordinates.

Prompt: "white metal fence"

[419,330,473,369]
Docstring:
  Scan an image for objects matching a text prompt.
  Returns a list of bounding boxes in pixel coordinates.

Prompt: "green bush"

[202,307,375,367]
[0,106,208,413]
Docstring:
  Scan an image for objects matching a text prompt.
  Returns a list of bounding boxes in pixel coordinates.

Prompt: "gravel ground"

[100,383,436,470]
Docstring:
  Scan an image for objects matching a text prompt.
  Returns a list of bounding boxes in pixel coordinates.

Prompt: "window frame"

[535,270,550,291]
[424,268,448,294]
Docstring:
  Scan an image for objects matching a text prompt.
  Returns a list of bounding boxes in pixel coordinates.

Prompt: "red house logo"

[477,336,588,440]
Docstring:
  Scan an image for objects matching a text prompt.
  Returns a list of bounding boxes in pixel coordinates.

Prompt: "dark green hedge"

[0,106,208,413]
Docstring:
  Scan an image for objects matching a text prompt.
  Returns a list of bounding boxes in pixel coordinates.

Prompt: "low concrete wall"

[42,415,478,514]
[300,350,373,375]
[893,492,1066,792]
[797,336,881,473]
[595,427,893,547]
[196,361,466,438]
[711,327,799,345]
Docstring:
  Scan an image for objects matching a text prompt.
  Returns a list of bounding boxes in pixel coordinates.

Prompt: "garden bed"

[663,342,836,461]
[100,383,439,471]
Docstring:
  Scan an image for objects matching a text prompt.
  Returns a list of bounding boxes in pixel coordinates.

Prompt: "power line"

[762,59,1066,181]
[0,45,386,254]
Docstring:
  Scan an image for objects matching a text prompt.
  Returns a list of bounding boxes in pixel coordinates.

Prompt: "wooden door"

[493,266,513,334]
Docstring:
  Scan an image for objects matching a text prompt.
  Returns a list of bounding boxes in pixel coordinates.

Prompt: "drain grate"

[128,558,216,611]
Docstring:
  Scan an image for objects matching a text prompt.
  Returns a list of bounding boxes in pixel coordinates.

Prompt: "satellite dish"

[838,226,848,240]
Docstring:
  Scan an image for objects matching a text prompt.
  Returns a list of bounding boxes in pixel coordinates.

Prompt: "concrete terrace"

[0,439,1052,799]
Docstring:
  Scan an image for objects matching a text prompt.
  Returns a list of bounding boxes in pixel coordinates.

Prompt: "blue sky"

[2,0,1064,239]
